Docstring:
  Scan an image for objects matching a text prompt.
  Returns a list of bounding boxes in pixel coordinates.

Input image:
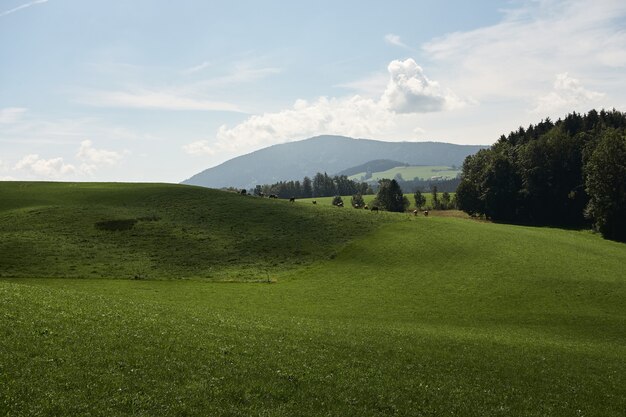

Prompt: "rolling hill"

[182,135,486,189]
[1,182,624,416]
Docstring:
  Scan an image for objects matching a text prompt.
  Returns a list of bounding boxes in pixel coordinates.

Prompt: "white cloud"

[533,72,605,114]
[14,154,75,178]
[0,0,48,18]
[385,33,408,48]
[422,0,626,100]
[77,140,126,165]
[77,89,242,112]
[184,58,461,156]
[0,108,27,124]
[381,59,464,113]
[183,140,216,156]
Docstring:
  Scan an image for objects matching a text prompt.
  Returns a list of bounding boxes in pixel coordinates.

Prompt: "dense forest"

[456,109,626,241]
[252,172,372,198]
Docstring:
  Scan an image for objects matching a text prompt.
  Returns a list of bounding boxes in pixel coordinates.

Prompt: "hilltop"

[182,135,486,189]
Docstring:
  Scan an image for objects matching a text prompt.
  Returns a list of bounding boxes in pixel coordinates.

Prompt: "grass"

[347,165,460,182]
[1,182,625,416]
[0,182,395,281]
[297,193,454,210]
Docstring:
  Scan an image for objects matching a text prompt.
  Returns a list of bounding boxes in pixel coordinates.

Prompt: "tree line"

[253,172,373,198]
[456,109,626,241]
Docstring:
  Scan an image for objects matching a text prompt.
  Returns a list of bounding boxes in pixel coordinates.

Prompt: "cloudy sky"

[1,0,625,182]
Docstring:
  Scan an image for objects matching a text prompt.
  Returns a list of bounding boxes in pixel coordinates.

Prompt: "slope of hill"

[0,182,394,281]
[1,185,624,415]
[182,135,486,189]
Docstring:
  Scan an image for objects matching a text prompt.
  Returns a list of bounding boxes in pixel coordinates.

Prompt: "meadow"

[297,193,454,210]
[1,182,624,416]
[347,165,460,182]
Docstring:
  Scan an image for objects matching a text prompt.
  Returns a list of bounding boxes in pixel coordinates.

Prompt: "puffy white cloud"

[76,140,125,165]
[533,73,605,114]
[0,107,27,124]
[381,59,463,113]
[190,95,393,156]
[185,59,459,156]
[14,154,76,178]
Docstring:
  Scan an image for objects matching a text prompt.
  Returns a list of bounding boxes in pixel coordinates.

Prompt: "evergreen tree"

[374,179,409,212]
[302,176,313,198]
[414,190,426,209]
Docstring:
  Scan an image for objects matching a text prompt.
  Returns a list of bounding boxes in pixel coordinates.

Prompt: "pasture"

[1,182,625,416]
[297,193,454,210]
[347,165,460,182]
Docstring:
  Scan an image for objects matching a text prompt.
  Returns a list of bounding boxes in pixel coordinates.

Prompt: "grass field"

[297,193,454,210]
[347,165,460,182]
[1,182,625,416]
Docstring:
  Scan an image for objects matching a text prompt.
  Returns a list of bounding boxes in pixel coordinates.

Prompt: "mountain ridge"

[182,135,487,189]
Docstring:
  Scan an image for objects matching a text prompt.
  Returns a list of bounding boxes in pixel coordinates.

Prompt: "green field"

[1,182,625,416]
[297,193,454,210]
[348,165,460,182]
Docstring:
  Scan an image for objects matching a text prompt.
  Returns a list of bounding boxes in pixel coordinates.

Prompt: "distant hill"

[182,135,487,189]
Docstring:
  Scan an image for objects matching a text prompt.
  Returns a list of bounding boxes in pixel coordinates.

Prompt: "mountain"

[182,135,487,189]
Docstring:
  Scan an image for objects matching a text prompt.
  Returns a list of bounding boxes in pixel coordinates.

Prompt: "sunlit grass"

[1,182,624,416]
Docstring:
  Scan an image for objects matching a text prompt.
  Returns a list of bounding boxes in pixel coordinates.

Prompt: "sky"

[1,0,625,183]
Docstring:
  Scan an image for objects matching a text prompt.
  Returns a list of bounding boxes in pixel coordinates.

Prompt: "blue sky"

[1,0,625,182]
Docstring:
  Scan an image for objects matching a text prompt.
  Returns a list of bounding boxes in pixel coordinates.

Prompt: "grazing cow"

[240,189,247,195]
[413,209,418,216]
[424,210,429,216]
[269,194,278,199]
[363,204,369,210]
[289,197,295,203]
[371,206,379,212]
[312,200,317,204]
[259,192,265,198]
[337,201,344,207]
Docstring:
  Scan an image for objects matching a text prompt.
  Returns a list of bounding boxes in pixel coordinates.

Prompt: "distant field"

[297,193,455,209]
[347,165,460,182]
[1,182,625,416]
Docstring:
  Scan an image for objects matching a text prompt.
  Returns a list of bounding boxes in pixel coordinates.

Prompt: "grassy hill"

[1,182,625,416]
[0,182,394,281]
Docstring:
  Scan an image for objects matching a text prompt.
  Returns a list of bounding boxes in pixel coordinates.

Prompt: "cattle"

[240,189,247,195]
[289,197,295,203]
[424,210,429,216]
[337,201,344,207]
[259,192,265,198]
[363,204,369,210]
[371,206,379,212]
[269,194,278,199]
[413,209,418,216]
[312,200,317,204]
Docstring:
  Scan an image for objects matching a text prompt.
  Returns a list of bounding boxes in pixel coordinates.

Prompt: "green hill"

[1,182,625,416]
[0,182,393,281]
